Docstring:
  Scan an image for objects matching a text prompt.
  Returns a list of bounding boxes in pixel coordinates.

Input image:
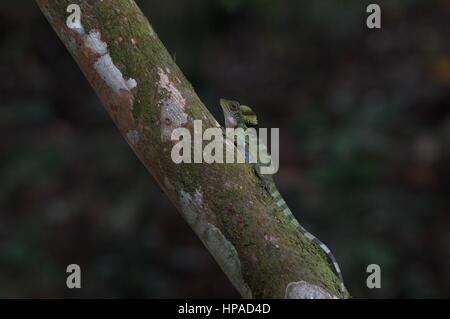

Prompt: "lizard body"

[220,98,346,293]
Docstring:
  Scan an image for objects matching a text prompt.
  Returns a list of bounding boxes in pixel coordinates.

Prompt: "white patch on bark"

[94,55,137,93]
[158,67,188,142]
[285,281,338,299]
[179,188,252,299]
[72,24,137,94]
[85,30,108,55]
[126,78,137,89]
[126,130,140,145]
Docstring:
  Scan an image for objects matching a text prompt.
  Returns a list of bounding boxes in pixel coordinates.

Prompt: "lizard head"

[220,99,242,128]
[220,98,258,128]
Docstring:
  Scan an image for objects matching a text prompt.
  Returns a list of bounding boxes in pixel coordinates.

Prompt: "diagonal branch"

[36,0,349,299]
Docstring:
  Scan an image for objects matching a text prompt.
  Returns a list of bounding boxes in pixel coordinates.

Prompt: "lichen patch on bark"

[285,281,338,299]
[126,129,140,145]
[65,22,138,134]
[73,27,137,94]
[179,188,252,298]
[83,29,108,55]
[94,54,137,93]
[158,67,188,142]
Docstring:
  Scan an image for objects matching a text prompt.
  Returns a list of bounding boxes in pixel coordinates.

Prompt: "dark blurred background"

[0,0,449,298]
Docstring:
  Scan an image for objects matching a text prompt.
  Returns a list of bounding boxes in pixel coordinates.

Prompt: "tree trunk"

[36,0,349,299]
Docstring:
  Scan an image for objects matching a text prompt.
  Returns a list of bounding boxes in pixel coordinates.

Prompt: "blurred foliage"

[0,0,449,298]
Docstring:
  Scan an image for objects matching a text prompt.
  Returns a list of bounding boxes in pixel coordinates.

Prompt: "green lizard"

[220,98,347,293]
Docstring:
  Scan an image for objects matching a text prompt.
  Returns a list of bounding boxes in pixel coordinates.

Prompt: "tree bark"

[36,0,349,299]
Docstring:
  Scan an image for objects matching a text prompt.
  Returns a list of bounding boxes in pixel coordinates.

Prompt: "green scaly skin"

[220,98,347,293]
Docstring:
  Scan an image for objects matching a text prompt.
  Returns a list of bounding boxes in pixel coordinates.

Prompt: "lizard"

[219,98,347,293]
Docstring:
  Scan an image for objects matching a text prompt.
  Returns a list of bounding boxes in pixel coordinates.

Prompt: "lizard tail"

[267,184,347,293]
